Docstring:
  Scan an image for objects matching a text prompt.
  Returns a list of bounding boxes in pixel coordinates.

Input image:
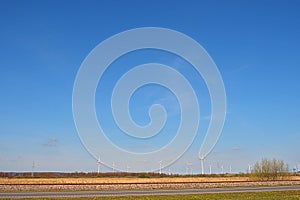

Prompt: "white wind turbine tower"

[229,165,232,174]
[126,164,130,173]
[221,165,224,174]
[97,156,101,174]
[185,162,189,174]
[112,162,115,173]
[159,160,163,174]
[199,155,205,175]
[186,162,193,175]
[209,163,212,175]
[31,160,35,177]
[248,164,252,174]
[190,162,193,174]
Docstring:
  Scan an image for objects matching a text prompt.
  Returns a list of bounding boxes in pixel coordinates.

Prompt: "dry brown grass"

[1,176,299,185]
[0,177,249,185]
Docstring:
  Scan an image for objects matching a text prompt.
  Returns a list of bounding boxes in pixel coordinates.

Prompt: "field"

[0,176,252,185]
[1,176,300,199]
[1,176,300,185]
[21,190,300,200]
[1,176,300,192]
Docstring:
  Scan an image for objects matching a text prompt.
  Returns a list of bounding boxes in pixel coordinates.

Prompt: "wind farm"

[1,155,300,199]
[1,0,300,199]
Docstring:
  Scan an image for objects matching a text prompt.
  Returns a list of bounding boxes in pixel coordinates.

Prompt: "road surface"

[0,185,300,198]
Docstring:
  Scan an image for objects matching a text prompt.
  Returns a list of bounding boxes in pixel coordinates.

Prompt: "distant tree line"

[0,172,173,178]
[252,158,289,180]
[0,171,252,178]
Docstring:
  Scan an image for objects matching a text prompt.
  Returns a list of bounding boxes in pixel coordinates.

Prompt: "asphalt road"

[1,185,300,198]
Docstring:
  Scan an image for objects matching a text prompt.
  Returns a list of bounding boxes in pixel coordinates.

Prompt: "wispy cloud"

[232,146,241,151]
[43,137,58,147]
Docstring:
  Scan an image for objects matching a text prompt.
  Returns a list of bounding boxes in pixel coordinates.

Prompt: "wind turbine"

[186,162,193,175]
[112,162,115,173]
[126,164,130,173]
[31,160,35,177]
[97,156,101,174]
[221,165,224,174]
[185,162,189,174]
[209,163,212,175]
[159,160,163,174]
[248,164,251,174]
[190,162,193,174]
[199,155,205,175]
[229,165,232,174]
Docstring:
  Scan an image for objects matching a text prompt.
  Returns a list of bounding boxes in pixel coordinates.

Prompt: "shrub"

[252,158,289,180]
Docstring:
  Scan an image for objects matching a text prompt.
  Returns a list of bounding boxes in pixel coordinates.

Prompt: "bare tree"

[252,158,289,180]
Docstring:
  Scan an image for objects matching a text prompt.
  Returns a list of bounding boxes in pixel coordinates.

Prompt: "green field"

[28,190,300,200]
[84,191,300,200]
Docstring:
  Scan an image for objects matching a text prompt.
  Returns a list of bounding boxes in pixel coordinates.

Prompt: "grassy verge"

[25,190,300,200]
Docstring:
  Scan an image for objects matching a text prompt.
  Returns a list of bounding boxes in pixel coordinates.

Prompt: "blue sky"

[0,0,299,173]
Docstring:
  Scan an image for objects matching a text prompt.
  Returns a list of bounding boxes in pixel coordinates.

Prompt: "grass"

[2,176,300,185]
[25,190,300,200]
[0,177,252,185]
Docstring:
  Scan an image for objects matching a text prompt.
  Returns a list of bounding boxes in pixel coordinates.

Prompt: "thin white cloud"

[232,146,241,151]
[43,137,58,147]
